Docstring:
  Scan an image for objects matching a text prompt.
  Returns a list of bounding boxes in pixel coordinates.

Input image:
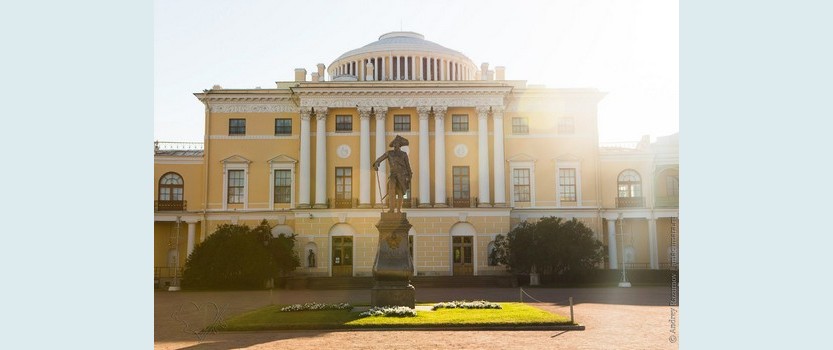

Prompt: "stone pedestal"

[371,212,415,308]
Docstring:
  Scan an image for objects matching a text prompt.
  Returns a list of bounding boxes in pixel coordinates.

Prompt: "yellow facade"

[153,32,678,286]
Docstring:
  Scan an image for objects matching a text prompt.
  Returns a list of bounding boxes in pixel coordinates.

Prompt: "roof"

[154,149,204,157]
[332,31,472,63]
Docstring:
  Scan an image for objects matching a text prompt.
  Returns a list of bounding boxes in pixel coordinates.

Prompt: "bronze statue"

[373,135,412,213]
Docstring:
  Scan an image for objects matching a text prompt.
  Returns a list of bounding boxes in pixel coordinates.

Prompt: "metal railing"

[616,196,644,208]
[155,200,187,211]
[154,141,204,151]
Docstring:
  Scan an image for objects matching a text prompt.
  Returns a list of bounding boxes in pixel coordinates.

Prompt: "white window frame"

[221,155,251,210]
[268,155,297,209]
[508,160,536,207]
[556,160,582,207]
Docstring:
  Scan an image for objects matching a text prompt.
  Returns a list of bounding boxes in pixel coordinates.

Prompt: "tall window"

[513,168,530,202]
[229,119,246,135]
[558,117,574,134]
[335,115,352,132]
[452,114,469,132]
[273,169,291,203]
[452,166,470,199]
[666,176,679,196]
[158,172,183,201]
[512,117,529,134]
[274,118,292,135]
[559,168,577,201]
[335,167,352,207]
[618,170,642,197]
[227,170,244,203]
[394,115,411,131]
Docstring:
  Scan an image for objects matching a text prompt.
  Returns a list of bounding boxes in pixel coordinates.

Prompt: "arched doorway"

[329,223,356,277]
[450,222,476,276]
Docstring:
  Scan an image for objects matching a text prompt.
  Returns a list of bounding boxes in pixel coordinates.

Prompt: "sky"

[154,0,678,143]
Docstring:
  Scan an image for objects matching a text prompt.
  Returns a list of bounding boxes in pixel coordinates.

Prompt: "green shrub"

[182,220,299,289]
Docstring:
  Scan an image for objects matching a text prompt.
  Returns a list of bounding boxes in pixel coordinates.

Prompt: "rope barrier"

[519,288,575,324]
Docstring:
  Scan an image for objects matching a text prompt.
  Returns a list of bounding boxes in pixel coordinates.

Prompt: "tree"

[490,217,604,282]
[182,220,299,289]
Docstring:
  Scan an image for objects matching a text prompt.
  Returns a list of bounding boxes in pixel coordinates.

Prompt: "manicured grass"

[221,303,572,331]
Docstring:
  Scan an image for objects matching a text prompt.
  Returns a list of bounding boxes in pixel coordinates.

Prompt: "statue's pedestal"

[371,212,415,308]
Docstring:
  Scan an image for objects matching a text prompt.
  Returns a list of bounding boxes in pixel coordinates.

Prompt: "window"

[512,117,529,134]
[394,115,411,131]
[335,167,352,208]
[513,168,531,202]
[452,166,470,199]
[558,117,574,134]
[274,118,292,135]
[335,115,352,132]
[229,119,246,135]
[618,170,642,197]
[666,176,679,196]
[559,168,577,201]
[273,170,291,203]
[452,114,469,132]
[158,172,183,201]
[227,170,245,203]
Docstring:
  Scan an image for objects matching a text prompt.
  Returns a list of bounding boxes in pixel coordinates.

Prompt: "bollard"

[569,297,574,324]
[519,287,523,303]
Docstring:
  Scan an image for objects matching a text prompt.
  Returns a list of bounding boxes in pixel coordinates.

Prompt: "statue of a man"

[373,135,412,213]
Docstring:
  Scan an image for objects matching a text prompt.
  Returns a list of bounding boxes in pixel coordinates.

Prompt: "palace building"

[153,31,679,287]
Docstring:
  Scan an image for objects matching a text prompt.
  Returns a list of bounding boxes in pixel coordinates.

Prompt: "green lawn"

[220,303,573,331]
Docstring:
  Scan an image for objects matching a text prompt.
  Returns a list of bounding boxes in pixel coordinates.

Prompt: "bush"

[182,220,299,289]
[432,300,502,310]
[359,306,417,318]
[491,217,604,282]
[280,302,352,312]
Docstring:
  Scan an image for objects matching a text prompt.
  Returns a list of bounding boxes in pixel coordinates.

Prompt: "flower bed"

[431,300,502,311]
[280,302,352,312]
[358,306,417,318]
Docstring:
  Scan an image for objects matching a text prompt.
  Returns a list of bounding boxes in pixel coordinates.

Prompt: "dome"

[333,32,471,62]
[327,32,478,81]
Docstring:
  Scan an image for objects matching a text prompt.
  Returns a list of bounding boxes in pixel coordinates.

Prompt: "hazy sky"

[154,0,678,143]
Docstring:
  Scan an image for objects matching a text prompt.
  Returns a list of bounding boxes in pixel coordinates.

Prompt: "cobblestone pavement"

[155,286,679,350]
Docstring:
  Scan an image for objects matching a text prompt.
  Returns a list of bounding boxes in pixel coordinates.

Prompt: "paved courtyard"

[155,286,678,349]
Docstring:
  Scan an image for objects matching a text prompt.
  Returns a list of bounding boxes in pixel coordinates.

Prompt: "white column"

[417,106,431,207]
[313,107,328,208]
[358,107,373,208]
[405,56,410,80]
[492,106,506,206]
[380,57,385,80]
[608,218,619,269]
[374,107,388,207]
[433,106,448,207]
[649,218,659,269]
[298,108,312,208]
[477,106,491,207]
[186,221,196,256]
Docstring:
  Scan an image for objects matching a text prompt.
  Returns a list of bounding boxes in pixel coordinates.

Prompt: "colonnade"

[331,55,474,81]
[297,105,506,208]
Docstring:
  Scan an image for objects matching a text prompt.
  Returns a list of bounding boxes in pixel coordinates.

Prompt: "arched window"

[617,170,642,198]
[158,173,184,201]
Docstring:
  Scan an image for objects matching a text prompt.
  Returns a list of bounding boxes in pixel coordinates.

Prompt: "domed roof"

[332,31,472,63]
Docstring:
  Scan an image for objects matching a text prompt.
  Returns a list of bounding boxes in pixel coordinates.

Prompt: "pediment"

[220,155,252,164]
[506,153,537,163]
[268,154,298,164]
